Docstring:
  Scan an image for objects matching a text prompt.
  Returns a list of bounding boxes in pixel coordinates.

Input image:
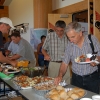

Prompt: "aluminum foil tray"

[33,87,49,96]
[32,81,56,96]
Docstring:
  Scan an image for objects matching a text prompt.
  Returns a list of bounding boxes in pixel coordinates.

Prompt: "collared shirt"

[42,32,68,61]
[63,35,100,76]
[8,41,19,54]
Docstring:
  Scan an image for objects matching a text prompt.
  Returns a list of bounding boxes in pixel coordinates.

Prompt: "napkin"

[0,72,14,78]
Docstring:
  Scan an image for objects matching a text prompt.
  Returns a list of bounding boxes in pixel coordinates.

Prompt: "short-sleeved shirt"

[63,35,100,76]
[0,31,5,53]
[16,38,35,61]
[8,41,19,54]
[42,32,68,61]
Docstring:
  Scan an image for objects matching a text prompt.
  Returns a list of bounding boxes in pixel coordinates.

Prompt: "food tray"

[46,87,87,100]
[33,87,49,96]
[33,81,56,96]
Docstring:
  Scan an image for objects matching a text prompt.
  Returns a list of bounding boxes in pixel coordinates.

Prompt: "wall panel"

[34,0,52,28]
[0,6,9,17]
[52,0,88,14]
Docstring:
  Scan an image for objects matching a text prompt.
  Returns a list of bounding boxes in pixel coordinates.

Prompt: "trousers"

[71,70,100,94]
[48,61,71,84]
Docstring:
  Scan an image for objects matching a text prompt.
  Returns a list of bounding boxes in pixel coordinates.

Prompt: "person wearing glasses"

[0,17,17,67]
[42,20,70,84]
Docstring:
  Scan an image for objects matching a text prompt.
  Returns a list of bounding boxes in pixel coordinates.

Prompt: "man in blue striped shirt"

[55,22,100,93]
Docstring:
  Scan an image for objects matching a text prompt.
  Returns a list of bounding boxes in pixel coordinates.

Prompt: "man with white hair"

[55,22,100,93]
[0,17,17,67]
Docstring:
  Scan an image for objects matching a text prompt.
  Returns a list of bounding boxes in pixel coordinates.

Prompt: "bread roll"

[59,90,67,99]
[56,85,65,91]
[70,93,80,99]
[77,90,85,97]
[60,98,64,100]
[49,89,58,95]
[67,90,73,96]
[73,87,84,93]
[49,94,60,100]
[67,97,73,100]
[72,87,80,92]
[65,94,69,100]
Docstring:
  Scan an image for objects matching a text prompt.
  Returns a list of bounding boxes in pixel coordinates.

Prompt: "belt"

[73,70,98,78]
[51,61,62,63]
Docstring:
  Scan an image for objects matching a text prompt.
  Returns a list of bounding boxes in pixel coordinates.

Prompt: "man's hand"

[44,54,51,61]
[10,60,17,67]
[54,76,62,86]
[90,62,97,67]
[5,50,11,56]
[6,56,12,60]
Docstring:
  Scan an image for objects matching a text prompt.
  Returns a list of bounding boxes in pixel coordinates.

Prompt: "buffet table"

[19,84,97,100]
[0,78,97,100]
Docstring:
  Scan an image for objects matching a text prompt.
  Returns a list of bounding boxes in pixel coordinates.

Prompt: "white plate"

[5,65,13,69]
[21,86,32,89]
[7,70,20,74]
[75,60,99,64]
[92,95,100,100]
[75,61,93,64]
[2,77,12,80]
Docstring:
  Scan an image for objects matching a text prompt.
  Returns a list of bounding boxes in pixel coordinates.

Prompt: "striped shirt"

[63,35,100,76]
[42,32,68,61]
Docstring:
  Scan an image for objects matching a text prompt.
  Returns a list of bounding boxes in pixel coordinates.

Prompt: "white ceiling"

[3,0,12,6]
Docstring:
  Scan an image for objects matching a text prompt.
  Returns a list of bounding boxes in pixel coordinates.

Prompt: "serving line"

[0,77,97,100]
[0,78,28,99]
[19,84,97,100]
[0,78,18,97]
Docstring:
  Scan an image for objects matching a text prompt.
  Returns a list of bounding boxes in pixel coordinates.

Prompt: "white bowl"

[86,54,92,58]
[92,95,100,100]
[80,98,92,100]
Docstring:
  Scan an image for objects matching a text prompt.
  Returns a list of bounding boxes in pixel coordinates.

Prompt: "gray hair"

[65,22,82,33]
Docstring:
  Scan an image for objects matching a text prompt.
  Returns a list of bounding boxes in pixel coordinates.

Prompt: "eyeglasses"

[55,29,64,33]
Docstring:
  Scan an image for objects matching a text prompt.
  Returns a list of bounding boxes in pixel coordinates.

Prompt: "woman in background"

[37,35,49,68]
